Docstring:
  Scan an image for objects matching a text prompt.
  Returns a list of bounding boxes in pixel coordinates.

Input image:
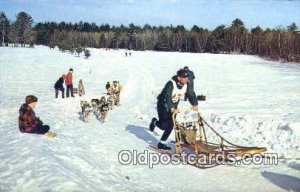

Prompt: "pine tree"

[75,47,83,57]
[0,11,9,46]
[84,49,91,59]
[287,23,298,32]
[25,15,300,62]
[8,22,19,46]
[13,12,34,46]
[228,18,247,52]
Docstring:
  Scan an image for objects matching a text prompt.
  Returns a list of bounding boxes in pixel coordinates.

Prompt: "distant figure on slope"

[110,81,122,105]
[183,66,195,90]
[65,68,75,98]
[54,74,66,98]
[78,79,85,97]
[149,69,198,150]
[19,95,56,137]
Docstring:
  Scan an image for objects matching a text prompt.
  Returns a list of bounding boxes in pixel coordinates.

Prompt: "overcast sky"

[1,0,299,29]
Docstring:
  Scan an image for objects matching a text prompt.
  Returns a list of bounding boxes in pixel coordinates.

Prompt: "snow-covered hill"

[0,46,299,191]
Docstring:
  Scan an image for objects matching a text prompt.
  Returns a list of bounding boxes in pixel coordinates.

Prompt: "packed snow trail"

[0,46,299,191]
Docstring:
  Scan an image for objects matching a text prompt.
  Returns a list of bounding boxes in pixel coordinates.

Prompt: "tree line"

[1,11,299,62]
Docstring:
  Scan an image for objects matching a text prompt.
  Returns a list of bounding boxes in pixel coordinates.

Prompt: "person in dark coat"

[183,66,195,89]
[54,74,66,98]
[19,95,50,134]
[149,69,198,150]
[105,82,111,94]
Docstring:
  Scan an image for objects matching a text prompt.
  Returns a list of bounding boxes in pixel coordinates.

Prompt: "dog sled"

[151,109,267,168]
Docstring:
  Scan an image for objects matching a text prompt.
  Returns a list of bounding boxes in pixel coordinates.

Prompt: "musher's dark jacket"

[157,76,198,110]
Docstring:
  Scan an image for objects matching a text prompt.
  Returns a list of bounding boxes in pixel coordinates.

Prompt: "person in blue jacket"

[183,66,195,89]
[54,74,66,98]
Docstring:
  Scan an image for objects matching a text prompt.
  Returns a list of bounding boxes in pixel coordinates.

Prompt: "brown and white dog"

[98,96,109,123]
[80,100,93,122]
[90,97,110,123]
[106,93,115,110]
[91,99,100,113]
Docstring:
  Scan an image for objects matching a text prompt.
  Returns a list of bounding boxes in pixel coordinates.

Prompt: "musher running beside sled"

[149,69,198,150]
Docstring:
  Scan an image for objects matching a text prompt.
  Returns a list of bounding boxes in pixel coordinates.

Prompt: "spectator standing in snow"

[65,68,75,97]
[183,66,195,90]
[110,81,122,105]
[54,74,66,98]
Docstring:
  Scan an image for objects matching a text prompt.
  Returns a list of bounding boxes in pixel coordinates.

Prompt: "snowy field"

[0,46,299,191]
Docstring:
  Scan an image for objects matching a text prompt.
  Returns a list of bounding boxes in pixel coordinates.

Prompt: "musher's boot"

[149,118,157,132]
[157,142,171,150]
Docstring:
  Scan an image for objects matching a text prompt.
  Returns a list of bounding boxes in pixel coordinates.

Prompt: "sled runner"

[175,110,266,163]
[147,145,220,169]
[151,109,267,168]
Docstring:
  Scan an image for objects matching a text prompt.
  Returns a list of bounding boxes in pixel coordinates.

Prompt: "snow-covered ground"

[0,46,299,191]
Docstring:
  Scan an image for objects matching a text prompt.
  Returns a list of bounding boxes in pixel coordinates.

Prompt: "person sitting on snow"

[78,79,85,97]
[54,74,66,98]
[110,81,122,105]
[149,69,198,150]
[19,95,56,137]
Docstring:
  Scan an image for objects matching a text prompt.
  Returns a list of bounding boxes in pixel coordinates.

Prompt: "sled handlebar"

[173,107,199,114]
[172,108,201,122]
